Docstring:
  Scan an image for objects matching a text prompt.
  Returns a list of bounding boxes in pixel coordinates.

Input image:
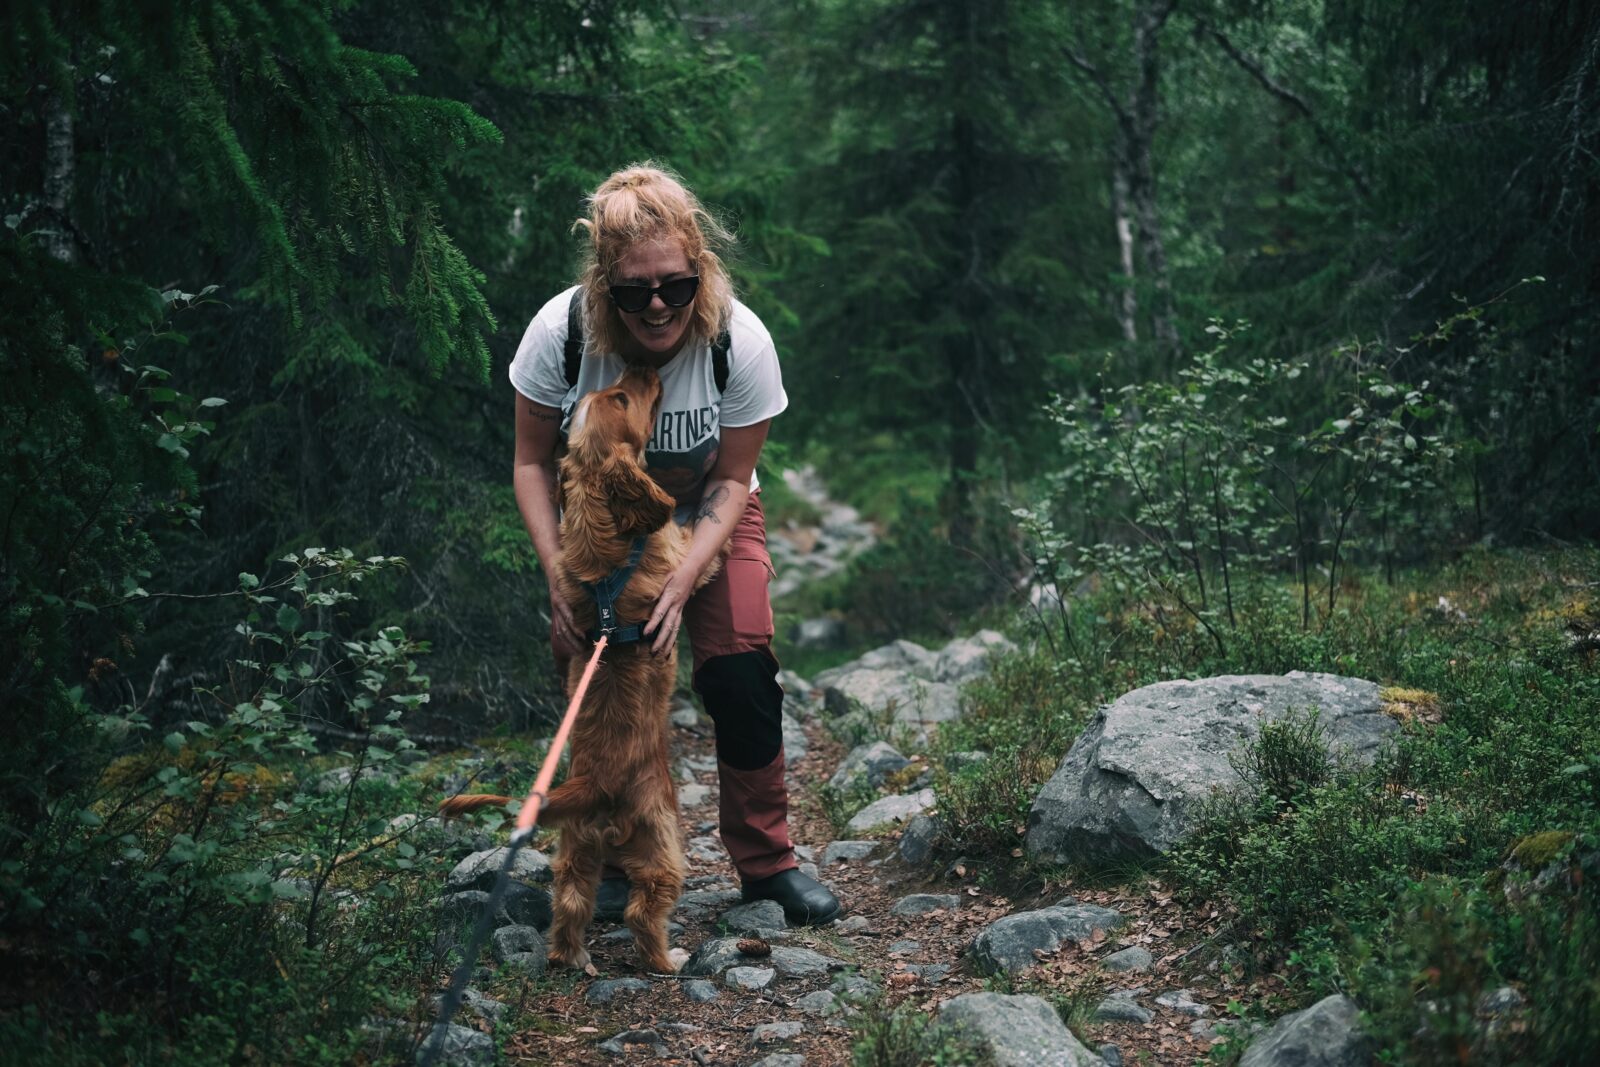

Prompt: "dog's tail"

[438,794,516,819]
[437,776,599,827]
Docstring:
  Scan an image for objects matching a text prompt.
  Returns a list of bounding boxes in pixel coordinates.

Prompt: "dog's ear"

[599,454,675,536]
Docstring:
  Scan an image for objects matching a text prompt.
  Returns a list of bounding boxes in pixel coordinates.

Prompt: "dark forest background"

[2,1,1597,1063]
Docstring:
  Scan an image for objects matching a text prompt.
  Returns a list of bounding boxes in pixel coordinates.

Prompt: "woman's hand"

[645,563,699,657]
[548,591,586,660]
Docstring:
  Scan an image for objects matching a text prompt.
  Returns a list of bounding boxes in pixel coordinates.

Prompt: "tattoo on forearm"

[693,486,730,526]
[528,406,561,421]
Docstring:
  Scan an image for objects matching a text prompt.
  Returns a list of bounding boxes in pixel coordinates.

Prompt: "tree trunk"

[1128,0,1178,355]
[1112,156,1138,342]
[44,91,76,265]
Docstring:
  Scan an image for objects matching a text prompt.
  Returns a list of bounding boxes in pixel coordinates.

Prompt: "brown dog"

[441,364,714,974]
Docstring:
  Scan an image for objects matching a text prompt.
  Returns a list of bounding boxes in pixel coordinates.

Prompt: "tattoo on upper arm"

[693,486,730,526]
[527,406,561,421]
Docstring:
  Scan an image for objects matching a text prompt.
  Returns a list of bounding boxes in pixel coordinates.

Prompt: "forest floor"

[474,706,1276,1066]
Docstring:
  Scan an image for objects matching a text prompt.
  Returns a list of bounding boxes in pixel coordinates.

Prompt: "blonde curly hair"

[574,163,735,359]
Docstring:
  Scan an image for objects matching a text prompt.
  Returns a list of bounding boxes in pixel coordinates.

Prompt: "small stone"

[687,835,728,862]
[831,973,879,1003]
[971,904,1126,975]
[490,924,543,964]
[827,740,911,792]
[836,915,871,934]
[890,893,959,917]
[1239,994,1372,1067]
[679,783,712,807]
[1155,989,1209,1017]
[889,940,921,955]
[749,1055,806,1067]
[597,1028,666,1057]
[1099,1044,1123,1067]
[725,966,777,991]
[415,1022,494,1067]
[670,702,703,728]
[721,899,788,934]
[897,813,942,865]
[846,789,936,833]
[683,979,719,1003]
[599,920,684,942]
[586,977,651,1005]
[944,750,991,772]
[1093,996,1154,1024]
[752,1021,805,1044]
[906,963,950,982]
[794,990,844,1017]
[822,840,878,864]
[1101,947,1153,973]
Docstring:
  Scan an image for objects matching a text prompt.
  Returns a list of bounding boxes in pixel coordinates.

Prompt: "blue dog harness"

[582,536,651,644]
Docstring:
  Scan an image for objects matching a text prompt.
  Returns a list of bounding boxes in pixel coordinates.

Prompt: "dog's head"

[565,364,675,537]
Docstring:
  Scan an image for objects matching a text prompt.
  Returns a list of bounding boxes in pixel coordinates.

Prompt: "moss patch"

[1380,686,1445,726]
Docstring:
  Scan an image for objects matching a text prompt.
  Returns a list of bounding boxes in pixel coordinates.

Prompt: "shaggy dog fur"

[440,364,715,973]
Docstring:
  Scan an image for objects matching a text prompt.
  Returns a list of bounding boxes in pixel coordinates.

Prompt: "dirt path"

[478,700,1278,1066]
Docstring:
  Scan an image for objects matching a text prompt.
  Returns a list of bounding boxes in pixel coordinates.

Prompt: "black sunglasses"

[608,275,700,314]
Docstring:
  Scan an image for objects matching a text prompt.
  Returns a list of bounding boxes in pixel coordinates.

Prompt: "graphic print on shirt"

[646,401,720,504]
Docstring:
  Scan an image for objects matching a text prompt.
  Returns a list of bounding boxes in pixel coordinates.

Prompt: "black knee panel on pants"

[694,651,784,771]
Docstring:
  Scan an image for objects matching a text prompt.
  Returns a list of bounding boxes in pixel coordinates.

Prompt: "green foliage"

[850,1002,993,1067]
[1017,317,1461,661]
[1228,707,1334,807]
[0,552,460,1064]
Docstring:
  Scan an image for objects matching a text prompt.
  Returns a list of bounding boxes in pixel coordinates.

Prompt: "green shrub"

[0,551,459,1064]
[850,1002,992,1067]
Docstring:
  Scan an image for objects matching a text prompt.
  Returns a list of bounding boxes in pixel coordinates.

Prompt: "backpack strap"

[711,326,731,393]
[564,288,584,387]
[565,285,731,393]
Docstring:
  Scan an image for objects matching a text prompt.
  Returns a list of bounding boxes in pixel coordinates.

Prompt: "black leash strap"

[419,834,529,1066]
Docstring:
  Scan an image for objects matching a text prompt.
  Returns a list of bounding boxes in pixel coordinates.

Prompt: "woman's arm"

[644,418,771,656]
[513,392,585,658]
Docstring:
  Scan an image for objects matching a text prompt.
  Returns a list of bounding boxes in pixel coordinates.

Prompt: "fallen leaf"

[576,1026,599,1034]
[889,972,919,988]
[1090,927,1107,944]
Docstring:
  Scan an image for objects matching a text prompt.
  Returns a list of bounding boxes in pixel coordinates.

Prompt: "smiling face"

[612,237,696,363]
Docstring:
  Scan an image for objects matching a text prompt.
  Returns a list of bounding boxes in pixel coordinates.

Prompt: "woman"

[508,164,840,926]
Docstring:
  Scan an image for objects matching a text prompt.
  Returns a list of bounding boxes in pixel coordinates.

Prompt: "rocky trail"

[410,469,1400,1067]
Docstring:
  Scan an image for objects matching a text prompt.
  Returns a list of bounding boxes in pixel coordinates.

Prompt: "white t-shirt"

[509,285,788,508]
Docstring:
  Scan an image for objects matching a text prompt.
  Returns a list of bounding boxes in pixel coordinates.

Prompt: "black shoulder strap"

[564,288,584,387]
[566,287,731,394]
[711,327,730,393]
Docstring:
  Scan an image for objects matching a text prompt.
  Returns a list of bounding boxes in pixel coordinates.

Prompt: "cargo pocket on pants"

[725,554,775,643]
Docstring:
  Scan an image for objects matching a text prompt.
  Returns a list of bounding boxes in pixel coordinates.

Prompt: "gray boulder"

[971,903,1125,975]
[828,741,912,792]
[933,629,1017,684]
[823,669,962,732]
[813,640,938,690]
[446,846,552,891]
[939,992,1102,1066]
[846,789,936,833]
[1028,672,1396,865]
[1239,994,1373,1067]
